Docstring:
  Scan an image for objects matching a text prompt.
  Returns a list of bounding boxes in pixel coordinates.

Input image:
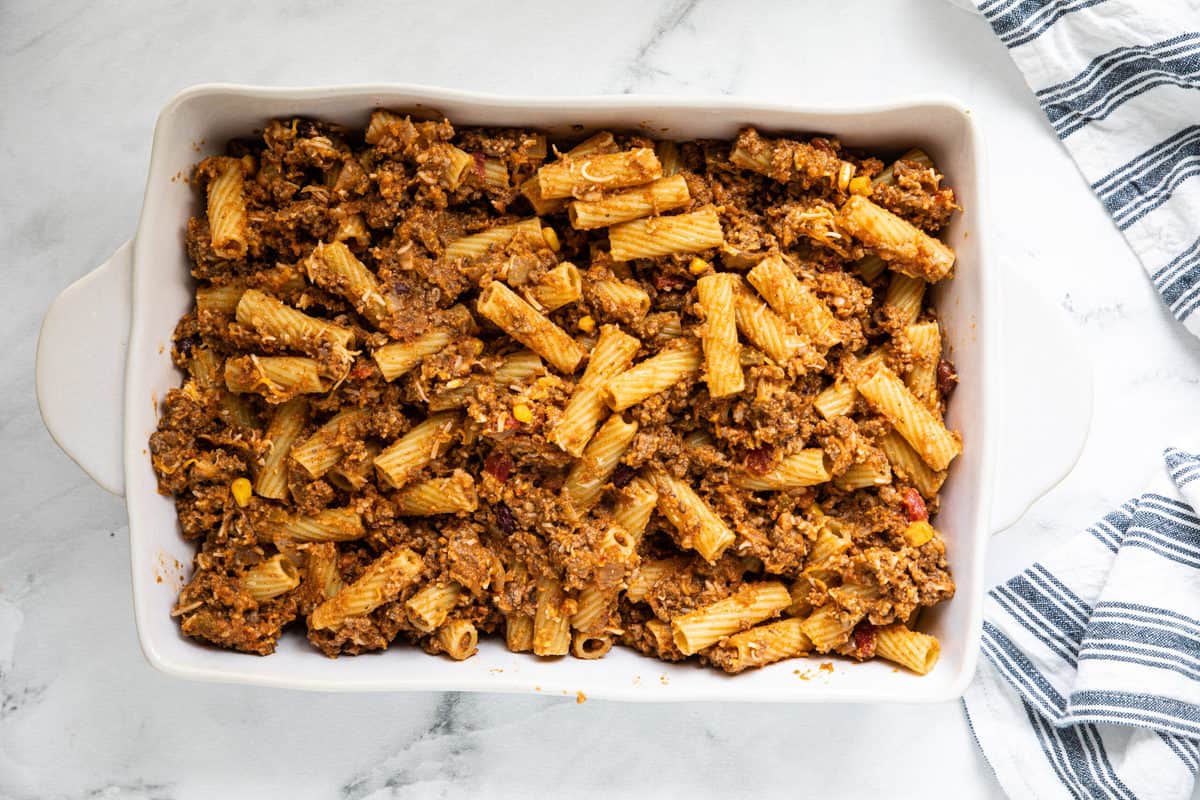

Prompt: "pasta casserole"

[149,110,962,675]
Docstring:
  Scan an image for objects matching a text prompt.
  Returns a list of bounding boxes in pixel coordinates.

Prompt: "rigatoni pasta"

[154,113,962,674]
[374,412,460,489]
[733,281,808,365]
[608,205,725,261]
[563,414,639,517]
[310,547,424,630]
[254,398,307,500]
[444,218,542,260]
[372,330,454,382]
[695,273,744,398]
[734,449,832,490]
[203,156,249,259]
[549,324,640,456]
[747,254,841,349]
[224,355,329,401]
[568,174,691,230]
[855,364,961,471]
[839,195,955,282]
[304,240,392,329]
[650,468,736,563]
[524,262,582,311]
[394,471,479,515]
[476,281,586,374]
[537,147,662,199]
[670,582,792,655]
[603,338,702,412]
[268,507,365,543]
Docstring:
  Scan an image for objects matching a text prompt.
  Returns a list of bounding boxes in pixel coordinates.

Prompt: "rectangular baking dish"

[43,85,999,701]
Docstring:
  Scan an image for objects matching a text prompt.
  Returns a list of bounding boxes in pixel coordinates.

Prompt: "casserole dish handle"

[990,267,1092,532]
[36,241,131,497]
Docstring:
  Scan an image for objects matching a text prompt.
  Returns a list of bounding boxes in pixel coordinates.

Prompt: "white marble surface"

[5,0,1200,797]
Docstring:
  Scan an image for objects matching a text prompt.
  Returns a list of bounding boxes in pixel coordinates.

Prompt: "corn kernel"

[231,477,253,507]
[512,403,534,424]
[689,257,710,275]
[848,176,872,196]
[837,162,854,192]
[903,520,936,547]
[577,315,596,333]
[810,503,824,517]
[542,227,561,252]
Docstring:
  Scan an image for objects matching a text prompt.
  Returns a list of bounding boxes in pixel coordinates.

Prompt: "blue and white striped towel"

[957,3,1200,798]
[962,448,1200,800]
[973,0,1200,335]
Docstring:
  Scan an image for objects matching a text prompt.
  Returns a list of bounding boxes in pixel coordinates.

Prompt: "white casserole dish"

[36,84,1094,701]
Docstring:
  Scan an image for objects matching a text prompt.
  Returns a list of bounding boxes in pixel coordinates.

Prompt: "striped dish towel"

[973,0,1200,334]
[962,447,1200,800]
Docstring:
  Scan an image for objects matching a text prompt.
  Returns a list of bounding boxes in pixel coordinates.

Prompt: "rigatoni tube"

[240,555,300,601]
[649,469,735,563]
[838,195,955,283]
[550,325,641,456]
[904,321,941,411]
[705,618,813,673]
[445,218,542,260]
[290,407,370,480]
[611,476,658,543]
[477,281,586,374]
[884,272,926,325]
[608,206,724,262]
[304,241,392,329]
[533,577,572,656]
[568,174,690,230]
[874,623,941,675]
[733,282,807,365]
[746,255,840,348]
[670,582,792,655]
[879,430,947,498]
[537,147,662,199]
[394,471,479,516]
[436,619,479,661]
[524,262,582,311]
[254,398,308,500]
[374,412,461,490]
[269,507,366,543]
[372,330,453,382]
[235,289,354,369]
[603,338,701,412]
[563,414,639,517]
[696,273,744,398]
[224,355,328,402]
[406,582,464,633]
[854,365,960,471]
[206,156,248,259]
[734,449,831,490]
[310,547,424,630]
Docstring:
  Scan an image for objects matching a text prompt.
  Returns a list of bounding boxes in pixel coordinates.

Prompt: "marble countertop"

[5,0,1200,797]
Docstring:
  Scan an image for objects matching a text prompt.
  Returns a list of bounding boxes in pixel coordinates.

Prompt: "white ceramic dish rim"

[148,85,996,701]
[43,83,1063,701]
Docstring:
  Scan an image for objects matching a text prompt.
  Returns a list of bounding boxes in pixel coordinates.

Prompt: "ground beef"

[153,112,962,673]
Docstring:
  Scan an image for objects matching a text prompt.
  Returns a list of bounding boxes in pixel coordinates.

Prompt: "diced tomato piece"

[743,446,775,476]
[854,624,877,659]
[483,452,513,483]
[901,487,927,522]
[654,274,687,291]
